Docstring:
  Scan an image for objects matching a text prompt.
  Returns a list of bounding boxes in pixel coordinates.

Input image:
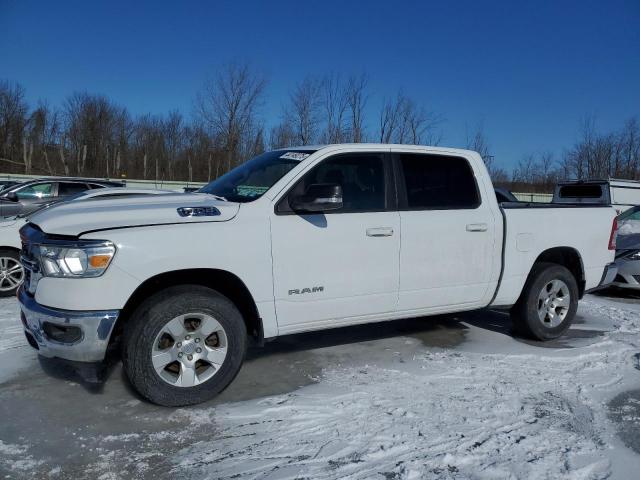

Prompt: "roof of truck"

[274,144,477,155]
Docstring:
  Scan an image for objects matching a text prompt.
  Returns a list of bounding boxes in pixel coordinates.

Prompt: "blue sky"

[1,0,638,171]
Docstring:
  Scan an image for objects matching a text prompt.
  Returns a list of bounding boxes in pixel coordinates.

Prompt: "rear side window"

[398,153,480,209]
[58,182,89,196]
[558,185,603,199]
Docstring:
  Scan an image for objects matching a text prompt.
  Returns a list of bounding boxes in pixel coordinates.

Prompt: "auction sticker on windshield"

[280,152,310,161]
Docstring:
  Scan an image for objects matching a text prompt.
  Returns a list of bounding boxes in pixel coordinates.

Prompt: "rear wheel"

[0,249,24,297]
[511,262,578,340]
[122,285,247,406]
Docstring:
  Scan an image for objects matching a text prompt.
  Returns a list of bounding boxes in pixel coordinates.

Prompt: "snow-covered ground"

[1,294,640,479]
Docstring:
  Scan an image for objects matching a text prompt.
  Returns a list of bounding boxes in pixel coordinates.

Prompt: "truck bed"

[489,203,616,307]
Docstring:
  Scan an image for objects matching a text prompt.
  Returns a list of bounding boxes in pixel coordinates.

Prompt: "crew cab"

[17,145,618,406]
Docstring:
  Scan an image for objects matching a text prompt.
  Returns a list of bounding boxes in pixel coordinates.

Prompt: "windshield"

[199,150,314,203]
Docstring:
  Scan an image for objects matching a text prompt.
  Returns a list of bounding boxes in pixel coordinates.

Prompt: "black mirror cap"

[290,183,343,213]
[5,191,18,202]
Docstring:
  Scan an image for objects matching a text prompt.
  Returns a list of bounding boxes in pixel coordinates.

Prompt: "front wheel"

[122,285,247,406]
[511,262,579,341]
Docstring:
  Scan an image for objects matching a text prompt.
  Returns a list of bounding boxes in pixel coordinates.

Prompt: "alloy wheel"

[151,312,228,387]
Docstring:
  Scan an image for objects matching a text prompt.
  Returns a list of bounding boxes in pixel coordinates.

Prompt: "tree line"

[1,64,639,191]
[0,64,442,183]
[497,117,640,193]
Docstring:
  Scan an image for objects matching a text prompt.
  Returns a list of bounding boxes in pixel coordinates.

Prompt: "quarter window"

[398,153,479,209]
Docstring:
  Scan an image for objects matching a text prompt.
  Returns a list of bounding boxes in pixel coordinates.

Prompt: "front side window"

[15,183,54,200]
[398,153,479,210]
[283,152,386,213]
[199,150,315,203]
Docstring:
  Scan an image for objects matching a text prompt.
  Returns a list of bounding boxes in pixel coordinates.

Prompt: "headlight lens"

[39,243,116,278]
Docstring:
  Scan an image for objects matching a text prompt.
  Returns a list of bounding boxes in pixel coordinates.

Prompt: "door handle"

[466,223,488,232]
[366,227,394,237]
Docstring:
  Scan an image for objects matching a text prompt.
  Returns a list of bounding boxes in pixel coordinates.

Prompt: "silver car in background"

[612,206,640,290]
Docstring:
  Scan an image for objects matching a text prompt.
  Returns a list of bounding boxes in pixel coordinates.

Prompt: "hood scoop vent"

[177,206,221,217]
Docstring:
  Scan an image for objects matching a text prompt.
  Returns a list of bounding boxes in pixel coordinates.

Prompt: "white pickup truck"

[18,144,618,406]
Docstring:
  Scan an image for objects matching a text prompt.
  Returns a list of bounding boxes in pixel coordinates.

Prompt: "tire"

[511,262,579,341]
[0,248,24,297]
[122,285,247,406]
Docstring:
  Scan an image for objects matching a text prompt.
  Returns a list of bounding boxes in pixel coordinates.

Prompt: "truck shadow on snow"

[462,308,606,349]
[36,347,123,394]
[33,307,607,403]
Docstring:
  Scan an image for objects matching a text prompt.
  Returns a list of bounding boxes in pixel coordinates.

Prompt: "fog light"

[42,322,82,344]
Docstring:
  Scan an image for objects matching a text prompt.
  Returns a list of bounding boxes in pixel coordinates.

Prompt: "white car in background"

[0,188,173,296]
[553,179,640,214]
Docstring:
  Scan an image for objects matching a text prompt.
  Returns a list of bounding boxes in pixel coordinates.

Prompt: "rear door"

[270,150,400,331]
[394,150,496,312]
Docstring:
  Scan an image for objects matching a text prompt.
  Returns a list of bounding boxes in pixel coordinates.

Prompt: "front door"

[270,151,400,331]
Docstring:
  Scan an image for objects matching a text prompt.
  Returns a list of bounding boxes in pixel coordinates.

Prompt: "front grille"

[633,275,640,284]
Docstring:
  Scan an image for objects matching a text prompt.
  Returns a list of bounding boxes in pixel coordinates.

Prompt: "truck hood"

[28,193,240,236]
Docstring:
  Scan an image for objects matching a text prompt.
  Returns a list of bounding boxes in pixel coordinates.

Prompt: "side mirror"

[5,191,18,202]
[290,183,343,213]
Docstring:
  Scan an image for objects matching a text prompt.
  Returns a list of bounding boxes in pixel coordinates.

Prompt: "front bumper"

[18,286,119,362]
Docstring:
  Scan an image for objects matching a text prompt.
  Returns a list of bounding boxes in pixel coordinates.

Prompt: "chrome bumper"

[18,287,119,363]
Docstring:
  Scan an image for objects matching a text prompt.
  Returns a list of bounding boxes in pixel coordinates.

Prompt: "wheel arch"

[112,268,264,347]
[530,246,585,298]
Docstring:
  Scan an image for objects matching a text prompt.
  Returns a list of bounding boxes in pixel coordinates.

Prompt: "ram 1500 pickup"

[18,144,619,406]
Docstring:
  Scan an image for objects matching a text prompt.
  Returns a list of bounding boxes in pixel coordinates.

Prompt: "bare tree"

[345,74,368,142]
[320,74,349,143]
[31,103,61,175]
[379,94,402,143]
[379,91,441,145]
[196,63,267,172]
[465,122,492,171]
[163,111,183,180]
[288,76,321,145]
[63,92,128,177]
[0,80,28,170]
[561,116,640,181]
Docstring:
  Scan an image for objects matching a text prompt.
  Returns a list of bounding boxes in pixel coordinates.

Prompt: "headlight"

[39,242,116,278]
